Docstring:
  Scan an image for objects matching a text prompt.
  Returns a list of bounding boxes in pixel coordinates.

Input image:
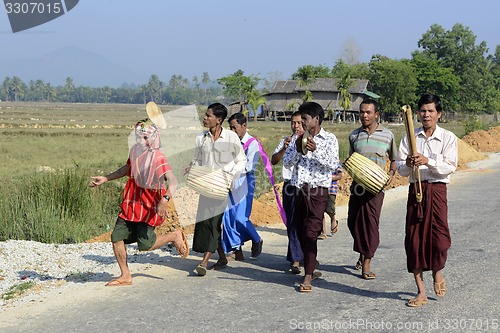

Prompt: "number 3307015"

[5,2,62,14]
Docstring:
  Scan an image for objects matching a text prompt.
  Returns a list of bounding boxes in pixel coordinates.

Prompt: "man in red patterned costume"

[90,120,188,286]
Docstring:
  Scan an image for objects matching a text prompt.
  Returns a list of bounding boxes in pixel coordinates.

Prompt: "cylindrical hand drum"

[343,152,389,195]
[186,165,233,200]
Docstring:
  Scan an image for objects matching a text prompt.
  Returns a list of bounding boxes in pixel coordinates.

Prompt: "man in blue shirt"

[220,113,264,263]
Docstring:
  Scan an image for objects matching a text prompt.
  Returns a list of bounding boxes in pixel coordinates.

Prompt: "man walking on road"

[186,103,247,276]
[222,112,264,260]
[397,93,458,307]
[271,111,304,274]
[283,102,339,292]
[347,98,397,280]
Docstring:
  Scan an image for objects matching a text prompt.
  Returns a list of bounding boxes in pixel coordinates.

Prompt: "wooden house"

[264,78,379,121]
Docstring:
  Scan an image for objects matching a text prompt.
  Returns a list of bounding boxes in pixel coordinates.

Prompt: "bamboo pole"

[401,105,423,203]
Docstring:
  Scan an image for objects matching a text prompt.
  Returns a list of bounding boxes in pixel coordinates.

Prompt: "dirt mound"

[457,138,486,168]
[88,127,497,241]
[462,126,500,152]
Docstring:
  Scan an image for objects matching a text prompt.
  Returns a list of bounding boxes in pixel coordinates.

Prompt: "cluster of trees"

[0,73,222,105]
[1,24,498,115]
[289,24,499,114]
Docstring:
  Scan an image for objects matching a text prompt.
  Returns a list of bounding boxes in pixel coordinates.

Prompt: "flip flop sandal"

[406,298,428,307]
[209,261,228,270]
[299,284,312,292]
[195,264,207,276]
[317,233,327,240]
[331,220,339,234]
[105,279,132,287]
[434,278,446,297]
[362,271,376,280]
[312,271,322,280]
[355,254,364,270]
[291,265,301,274]
[175,230,189,258]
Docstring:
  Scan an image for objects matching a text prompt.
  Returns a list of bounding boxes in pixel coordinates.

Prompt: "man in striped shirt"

[347,98,397,280]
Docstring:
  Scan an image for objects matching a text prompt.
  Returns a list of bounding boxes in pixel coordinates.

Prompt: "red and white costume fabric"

[118,122,171,227]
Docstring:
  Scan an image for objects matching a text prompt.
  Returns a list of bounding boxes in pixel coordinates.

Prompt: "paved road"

[2,154,500,333]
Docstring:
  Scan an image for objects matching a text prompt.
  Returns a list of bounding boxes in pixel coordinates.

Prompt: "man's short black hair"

[228,112,247,125]
[298,102,324,125]
[360,98,379,111]
[418,93,442,112]
[207,103,228,121]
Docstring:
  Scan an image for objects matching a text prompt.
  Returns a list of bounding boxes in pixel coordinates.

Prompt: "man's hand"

[183,164,192,176]
[89,176,108,187]
[305,136,316,152]
[385,172,395,187]
[283,136,292,150]
[157,198,169,220]
[406,153,429,167]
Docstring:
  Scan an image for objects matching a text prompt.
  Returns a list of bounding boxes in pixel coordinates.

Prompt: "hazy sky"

[1,0,499,85]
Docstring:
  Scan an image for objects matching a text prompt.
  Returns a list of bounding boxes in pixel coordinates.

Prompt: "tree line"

[1,23,498,115]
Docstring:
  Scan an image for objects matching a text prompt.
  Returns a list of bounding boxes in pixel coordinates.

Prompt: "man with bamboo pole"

[396,93,458,307]
[347,98,397,280]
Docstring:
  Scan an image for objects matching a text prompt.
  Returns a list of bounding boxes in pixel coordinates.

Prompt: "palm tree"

[337,72,353,122]
[64,77,75,102]
[202,72,210,105]
[146,74,163,102]
[247,89,267,121]
[10,76,26,102]
[45,82,57,102]
[1,77,12,101]
[293,65,316,102]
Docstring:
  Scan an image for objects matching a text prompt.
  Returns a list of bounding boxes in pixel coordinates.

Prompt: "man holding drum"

[283,102,339,292]
[187,103,247,276]
[396,93,457,307]
[347,98,397,280]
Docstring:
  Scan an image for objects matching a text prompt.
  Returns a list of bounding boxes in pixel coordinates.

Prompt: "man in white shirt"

[396,93,458,307]
[188,103,247,276]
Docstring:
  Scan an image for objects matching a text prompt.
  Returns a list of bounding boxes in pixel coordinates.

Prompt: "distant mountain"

[2,46,142,87]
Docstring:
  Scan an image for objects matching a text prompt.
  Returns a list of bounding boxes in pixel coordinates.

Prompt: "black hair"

[291,110,302,118]
[298,102,324,125]
[227,112,247,125]
[418,93,442,112]
[207,103,228,121]
[359,98,379,112]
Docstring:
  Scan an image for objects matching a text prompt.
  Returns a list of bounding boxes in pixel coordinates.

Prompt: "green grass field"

[0,101,470,243]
